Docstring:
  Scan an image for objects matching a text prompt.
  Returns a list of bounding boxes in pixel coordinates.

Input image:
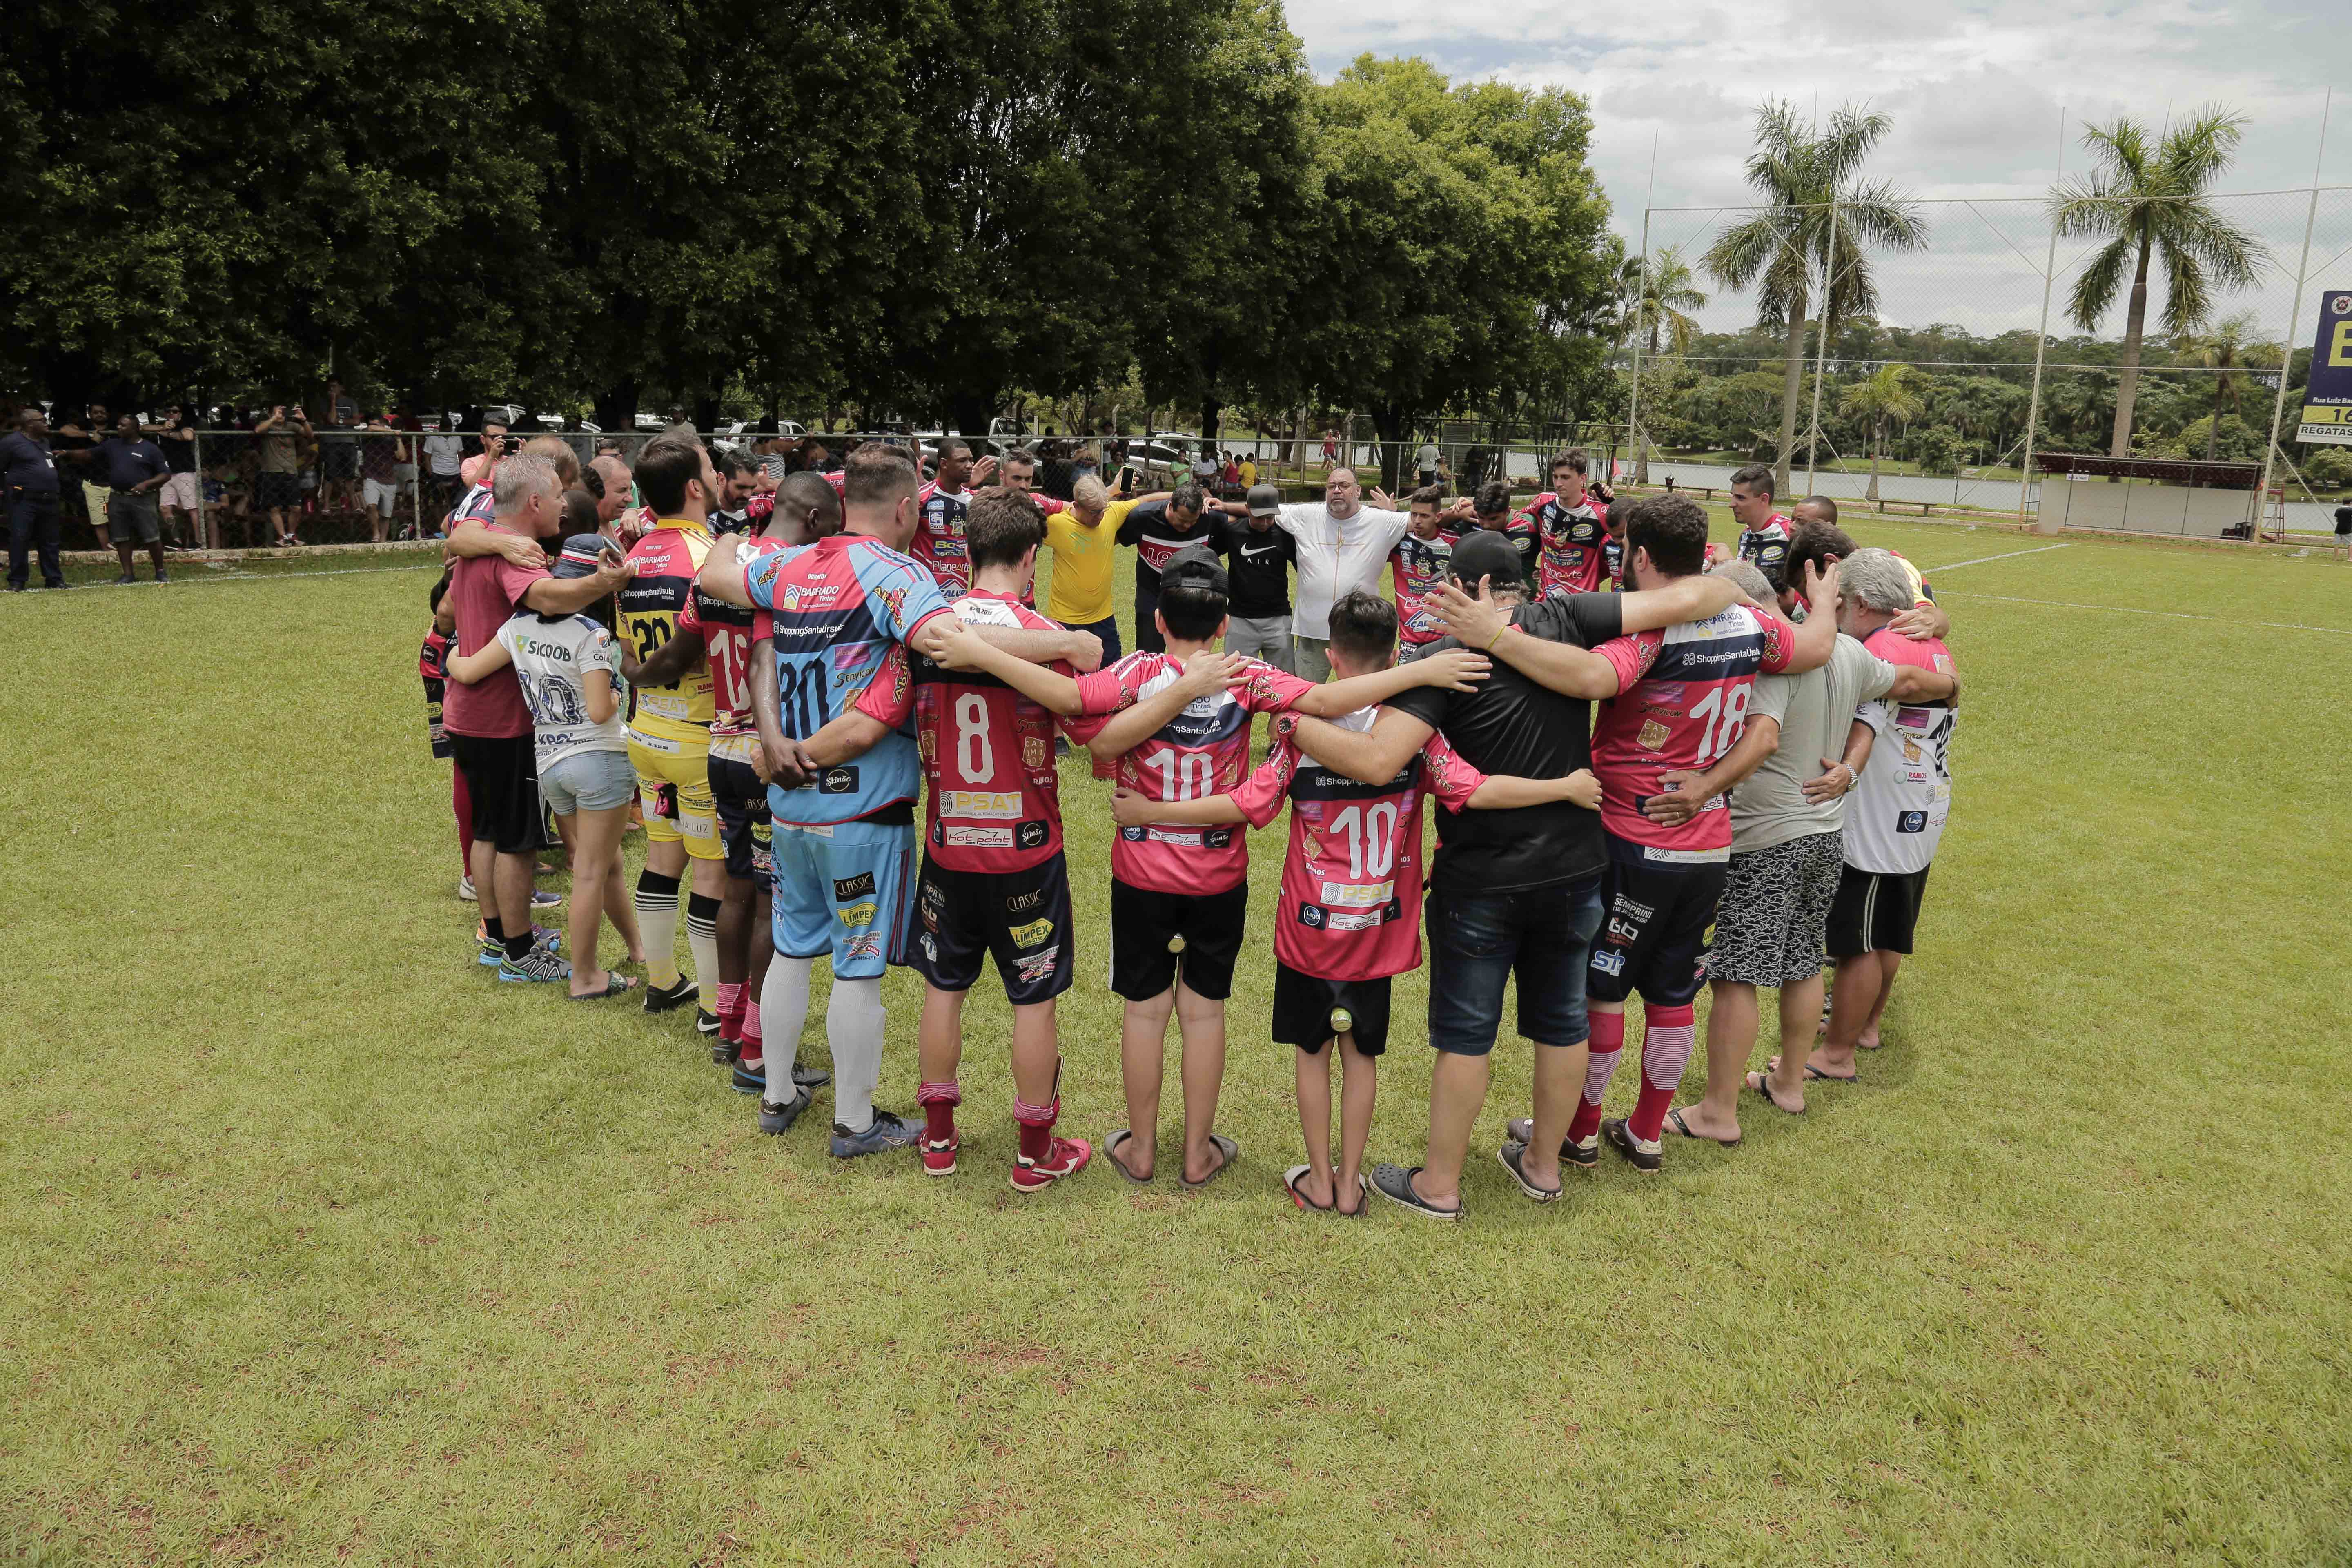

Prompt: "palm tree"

[2050,109,2268,457]
[1840,364,1926,504]
[2177,310,2279,461]
[1619,245,1707,359]
[1704,101,1928,498]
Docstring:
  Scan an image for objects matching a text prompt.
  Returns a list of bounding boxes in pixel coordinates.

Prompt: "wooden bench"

[1875,499,1935,516]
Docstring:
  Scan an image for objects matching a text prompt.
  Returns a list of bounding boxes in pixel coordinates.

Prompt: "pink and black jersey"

[1525,490,1607,597]
[1590,604,1795,861]
[856,591,1080,873]
[684,533,787,749]
[913,481,973,594]
[1229,717,1486,981]
[1064,651,1314,893]
[1735,513,1794,589]
[1389,530,1454,646]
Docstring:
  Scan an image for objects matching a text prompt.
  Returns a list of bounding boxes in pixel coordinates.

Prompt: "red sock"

[715,981,745,1042]
[1015,1094,1058,1162]
[739,1000,763,1067]
[1570,1011,1626,1143]
[1628,1003,1697,1143]
[917,1081,960,1143]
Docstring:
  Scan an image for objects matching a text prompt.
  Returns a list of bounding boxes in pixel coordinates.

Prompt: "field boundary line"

[1922,543,2071,572]
[1938,590,2352,637]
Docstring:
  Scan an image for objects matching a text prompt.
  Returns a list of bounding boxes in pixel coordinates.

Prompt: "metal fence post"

[2018,113,2066,527]
[2256,91,2331,529]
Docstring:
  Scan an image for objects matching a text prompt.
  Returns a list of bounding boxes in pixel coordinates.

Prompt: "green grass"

[5,519,2350,1564]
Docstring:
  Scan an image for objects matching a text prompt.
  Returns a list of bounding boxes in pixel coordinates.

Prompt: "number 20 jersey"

[1062,651,1314,895]
[618,518,715,744]
[1229,714,1487,981]
[742,534,953,826]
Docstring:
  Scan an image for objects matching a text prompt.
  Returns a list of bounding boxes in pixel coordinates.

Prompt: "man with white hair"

[1808,547,1959,1080]
[1645,557,1959,1143]
[1212,467,1407,680]
[1044,470,1170,666]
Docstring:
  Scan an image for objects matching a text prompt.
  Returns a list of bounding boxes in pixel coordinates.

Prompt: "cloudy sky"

[1285,0,2347,340]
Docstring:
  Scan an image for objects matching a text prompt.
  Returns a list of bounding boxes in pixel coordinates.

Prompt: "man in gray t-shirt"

[1638,561,1957,1143]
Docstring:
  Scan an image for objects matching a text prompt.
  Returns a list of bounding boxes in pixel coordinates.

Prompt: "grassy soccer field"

[4,518,2349,1565]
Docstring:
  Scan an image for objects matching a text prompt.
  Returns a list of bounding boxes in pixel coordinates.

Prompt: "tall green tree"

[1703,101,1927,499]
[2176,310,2278,461]
[2050,109,2267,457]
[1838,363,1924,503]
[1619,244,1706,358]
[1279,56,1615,491]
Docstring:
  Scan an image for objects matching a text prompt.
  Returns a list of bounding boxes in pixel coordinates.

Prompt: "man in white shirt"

[423,421,467,535]
[1215,468,1407,681]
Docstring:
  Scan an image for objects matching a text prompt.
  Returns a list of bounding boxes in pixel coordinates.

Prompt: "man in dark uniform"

[2,408,68,590]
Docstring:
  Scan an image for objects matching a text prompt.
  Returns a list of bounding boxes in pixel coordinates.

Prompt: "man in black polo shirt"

[2,407,67,591]
[92,415,173,583]
[1115,481,1214,654]
[1285,531,1742,1218]
[1213,483,1297,672]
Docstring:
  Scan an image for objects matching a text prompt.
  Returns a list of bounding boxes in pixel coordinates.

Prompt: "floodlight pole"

[2020,109,2067,526]
[1805,200,1838,490]
[2255,87,2331,534]
[1626,205,1652,488]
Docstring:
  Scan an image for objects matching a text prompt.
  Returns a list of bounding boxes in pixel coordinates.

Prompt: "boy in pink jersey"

[1391,487,1470,649]
[1570,494,1835,1174]
[1523,449,1610,598]
[1114,592,1599,1214]
[952,549,1492,1189]
[911,437,979,594]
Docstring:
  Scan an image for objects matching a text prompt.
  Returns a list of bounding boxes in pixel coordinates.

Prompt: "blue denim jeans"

[1425,873,1606,1055]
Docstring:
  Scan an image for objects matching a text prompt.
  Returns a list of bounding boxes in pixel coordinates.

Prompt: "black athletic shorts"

[448,731,544,857]
[1109,877,1247,1002]
[708,751,772,883]
[1271,962,1391,1057]
[909,852,1075,1006]
[1586,840,1727,1008]
[256,470,300,510]
[1826,863,1932,958]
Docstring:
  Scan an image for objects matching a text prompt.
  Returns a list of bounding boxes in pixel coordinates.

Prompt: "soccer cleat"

[711,1036,742,1066]
[729,1061,766,1096]
[1010,1136,1092,1193]
[791,1060,832,1091]
[829,1109,921,1159]
[695,1009,723,1037]
[758,1088,812,1135]
[1602,1117,1662,1173]
[497,947,573,984]
[1505,1116,1600,1169]
[922,1134,961,1178]
[457,874,478,902]
[642,977,698,1015]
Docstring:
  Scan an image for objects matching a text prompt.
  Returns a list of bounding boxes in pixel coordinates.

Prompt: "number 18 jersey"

[1063,651,1314,894]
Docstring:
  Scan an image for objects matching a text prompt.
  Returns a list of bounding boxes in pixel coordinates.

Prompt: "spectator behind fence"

[320,379,362,516]
[53,403,107,550]
[359,411,410,543]
[3,406,67,591]
[158,404,202,548]
[93,414,172,583]
[423,416,466,533]
[254,403,309,546]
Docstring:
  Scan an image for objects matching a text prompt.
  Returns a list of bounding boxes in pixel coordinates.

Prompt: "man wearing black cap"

[1213,483,1298,673]
[1286,528,1744,1218]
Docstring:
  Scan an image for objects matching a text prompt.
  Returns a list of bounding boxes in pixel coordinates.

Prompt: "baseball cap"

[551,533,618,579]
[1161,543,1230,599]
[1246,483,1280,517]
[1449,530,1524,591]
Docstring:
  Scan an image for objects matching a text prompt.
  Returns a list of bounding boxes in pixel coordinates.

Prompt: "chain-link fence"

[1621,182,2352,536]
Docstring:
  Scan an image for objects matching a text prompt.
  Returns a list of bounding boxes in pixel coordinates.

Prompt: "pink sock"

[740,999,763,1063]
[1570,1011,1626,1143]
[1628,1004,1697,1142]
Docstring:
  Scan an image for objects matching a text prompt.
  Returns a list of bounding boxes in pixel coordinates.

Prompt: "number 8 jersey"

[1589,604,1794,861]
[1063,650,1315,894]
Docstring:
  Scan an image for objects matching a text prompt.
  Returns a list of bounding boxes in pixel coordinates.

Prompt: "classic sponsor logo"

[1014,946,1060,984]
[942,789,1021,820]
[834,871,876,900]
[1898,810,1928,833]
[1017,821,1049,850]
[821,767,858,793]
[1205,828,1232,849]
[1319,880,1392,908]
[1010,918,1054,949]
[838,900,878,928]
[1297,904,1327,929]
[844,933,882,959]
[1591,948,1625,975]
[1006,887,1045,912]
[944,824,1015,847]
[1120,826,1146,842]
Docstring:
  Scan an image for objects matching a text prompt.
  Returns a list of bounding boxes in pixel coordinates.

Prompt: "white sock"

[684,892,721,1005]
[760,956,814,1098]
[633,872,681,989]
[827,975,885,1133]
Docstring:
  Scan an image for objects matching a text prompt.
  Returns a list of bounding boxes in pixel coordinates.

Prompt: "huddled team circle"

[424,427,1958,1216]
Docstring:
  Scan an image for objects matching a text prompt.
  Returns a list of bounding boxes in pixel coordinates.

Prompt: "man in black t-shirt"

[1288,530,1742,1218]
[1114,483,1214,654]
[2335,503,2352,560]
[1213,483,1297,671]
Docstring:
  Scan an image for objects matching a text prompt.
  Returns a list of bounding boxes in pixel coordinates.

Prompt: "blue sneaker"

[497,947,572,984]
[731,1060,766,1096]
[829,1109,921,1159]
[759,1088,813,1135]
[530,887,564,910]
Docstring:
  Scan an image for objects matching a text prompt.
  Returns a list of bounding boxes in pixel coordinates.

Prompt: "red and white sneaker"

[1010,1136,1092,1193]
[921,1134,960,1178]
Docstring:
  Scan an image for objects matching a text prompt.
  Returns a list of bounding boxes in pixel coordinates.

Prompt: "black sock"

[483,915,506,945]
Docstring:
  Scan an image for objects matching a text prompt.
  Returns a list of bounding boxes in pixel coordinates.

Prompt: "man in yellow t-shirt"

[1237,453,1258,489]
[1042,472,1168,663]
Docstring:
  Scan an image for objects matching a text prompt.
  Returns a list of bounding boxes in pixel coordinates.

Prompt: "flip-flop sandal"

[1179,1135,1239,1192]
[568,972,640,1000]
[1334,1174,1370,1219]
[1102,1129,1152,1185]
[1747,1071,1805,1115]
[1282,1164,1336,1214]
[1803,1062,1859,1083]
[1666,1107,1741,1147]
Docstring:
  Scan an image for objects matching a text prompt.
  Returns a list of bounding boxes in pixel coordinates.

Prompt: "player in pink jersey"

[954,549,1493,1189]
[1704,463,1794,590]
[1392,486,1471,648]
[1116,592,1601,1214]
[1520,449,1611,598]
[911,437,980,594]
